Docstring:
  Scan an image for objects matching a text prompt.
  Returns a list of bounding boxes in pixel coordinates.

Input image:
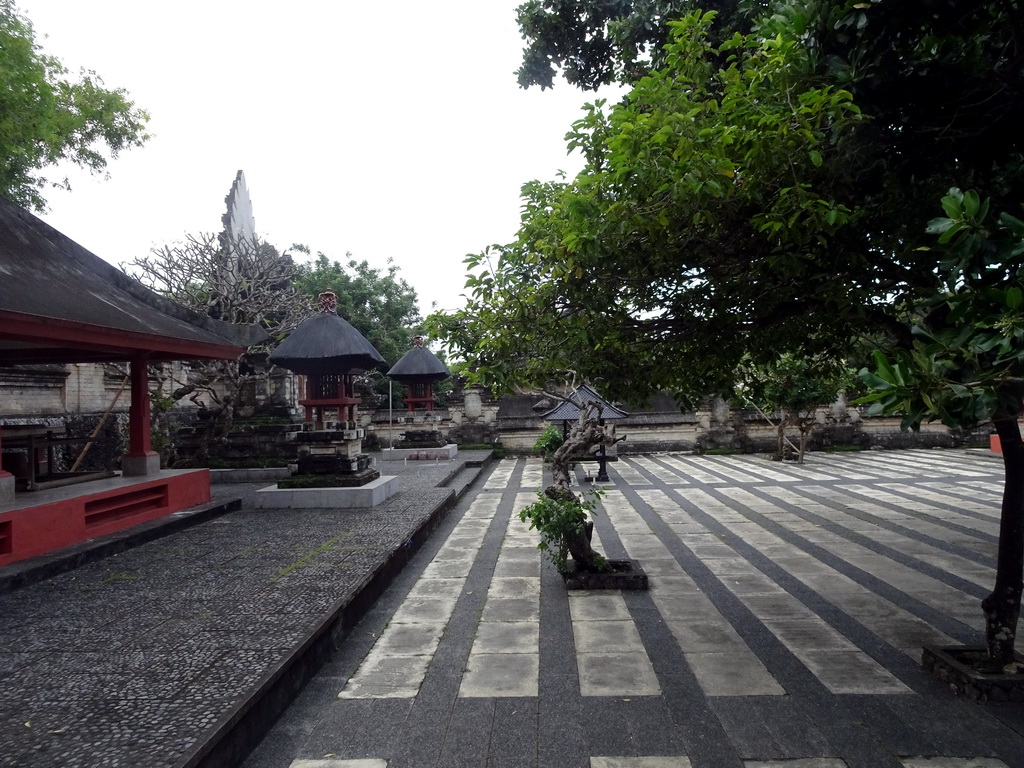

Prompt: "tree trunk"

[983,416,1024,667]
[545,411,610,573]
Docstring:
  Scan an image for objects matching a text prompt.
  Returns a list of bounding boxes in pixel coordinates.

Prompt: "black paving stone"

[0,452,489,768]
[438,697,495,763]
[488,697,539,768]
[709,697,836,760]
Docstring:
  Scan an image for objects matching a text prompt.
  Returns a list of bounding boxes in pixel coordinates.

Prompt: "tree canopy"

[857,189,1024,668]
[858,189,1024,432]
[431,11,868,403]
[432,3,1024,404]
[0,0,150,211]
[515,0,755,90]
[518,1,1024,259]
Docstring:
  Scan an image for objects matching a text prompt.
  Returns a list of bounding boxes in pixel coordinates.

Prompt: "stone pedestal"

[254,475,400,509]
[294,428,376,484]
[0,473,13,505]
[381,444,458,461]
[122,452,161,477]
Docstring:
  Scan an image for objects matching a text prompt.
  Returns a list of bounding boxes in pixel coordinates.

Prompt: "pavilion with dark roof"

[0,196,263,567]
[541,384,628,482]
[386,335,451,412]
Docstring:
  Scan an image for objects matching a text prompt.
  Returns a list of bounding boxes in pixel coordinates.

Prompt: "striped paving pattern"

[266,449,1024,768]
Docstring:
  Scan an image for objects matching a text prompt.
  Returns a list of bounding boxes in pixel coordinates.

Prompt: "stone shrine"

[383,337,458,461]
[256,291,398,506]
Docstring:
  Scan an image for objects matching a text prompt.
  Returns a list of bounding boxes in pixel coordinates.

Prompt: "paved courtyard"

[243,449,1024,768]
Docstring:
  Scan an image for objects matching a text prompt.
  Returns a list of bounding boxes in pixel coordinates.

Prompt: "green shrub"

[518,488,604,573]
[533,425,564,457]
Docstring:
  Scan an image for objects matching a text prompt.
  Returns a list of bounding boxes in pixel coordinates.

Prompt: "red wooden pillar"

[0,425,13,503]
[122,352,159,476]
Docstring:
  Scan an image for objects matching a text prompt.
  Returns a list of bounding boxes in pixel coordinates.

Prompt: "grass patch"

[272,537,340,582]
[102,571,139,584]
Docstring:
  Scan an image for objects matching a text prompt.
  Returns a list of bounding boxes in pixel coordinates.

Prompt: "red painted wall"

[0,470,210,567]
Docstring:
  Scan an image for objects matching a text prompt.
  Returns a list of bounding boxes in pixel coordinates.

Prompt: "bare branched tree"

[126,233,311,462]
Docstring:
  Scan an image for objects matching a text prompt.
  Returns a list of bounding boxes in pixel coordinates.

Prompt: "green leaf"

[940,189,964,219]
[1006,286,1023,310]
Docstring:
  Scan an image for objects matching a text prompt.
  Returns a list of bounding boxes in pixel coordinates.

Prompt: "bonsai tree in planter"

[519,393,624,573]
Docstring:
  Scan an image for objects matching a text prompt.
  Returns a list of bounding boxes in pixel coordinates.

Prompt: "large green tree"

[0,1,149,211]
[859,189,1024,669]
[430,4,1024,659]
[515,0,755,90]
[430,11,867,403]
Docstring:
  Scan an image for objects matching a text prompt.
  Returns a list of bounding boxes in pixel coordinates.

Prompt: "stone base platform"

[922,645,1024,702]
[381,444,459,461]
[562,558,649,590]
[253,475,400,509]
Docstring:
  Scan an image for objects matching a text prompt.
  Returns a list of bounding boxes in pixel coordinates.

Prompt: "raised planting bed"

[922,645,1024,702]
[277,470,380,489]
[562,558,648,590]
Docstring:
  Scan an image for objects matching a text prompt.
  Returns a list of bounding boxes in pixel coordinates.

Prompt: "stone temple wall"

[489,394,991,455]
[2,369,996,469]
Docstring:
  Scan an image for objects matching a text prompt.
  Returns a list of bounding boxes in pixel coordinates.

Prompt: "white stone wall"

[0,366,69,416]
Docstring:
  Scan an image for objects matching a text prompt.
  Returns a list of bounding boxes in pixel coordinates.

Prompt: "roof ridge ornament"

[318,290,338,314]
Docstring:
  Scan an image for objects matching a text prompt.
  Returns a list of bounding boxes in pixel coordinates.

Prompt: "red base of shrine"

[0,469,210,567]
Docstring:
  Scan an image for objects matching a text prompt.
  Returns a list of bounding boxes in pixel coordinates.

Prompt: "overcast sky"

[17,1,623,317]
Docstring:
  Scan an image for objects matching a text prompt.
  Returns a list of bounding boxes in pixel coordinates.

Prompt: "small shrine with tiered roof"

[256,291,399,508]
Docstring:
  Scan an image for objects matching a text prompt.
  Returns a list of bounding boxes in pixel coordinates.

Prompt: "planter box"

[561,558,648,590]
[922,645,1024,702]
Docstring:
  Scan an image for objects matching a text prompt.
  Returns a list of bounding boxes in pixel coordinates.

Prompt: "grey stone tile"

[591,759,692,768]
[898,760,1010,768]
[577,652,660,697]
[472,621,539,654]
[795,651,910,695]
[568,593,633,621]
[684,651,786,697]
[371,622,445,656]
[482,596,540,622]
[489,577,541,598]
[389,596,458,624]
[493,559,543,578]
[665,620,749,653]
[652,594,720,620]
[574,620,645,654]
[460,653,539,697]
[406,577,466,599]
[762,619,860,652]
[338,654,430,699]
